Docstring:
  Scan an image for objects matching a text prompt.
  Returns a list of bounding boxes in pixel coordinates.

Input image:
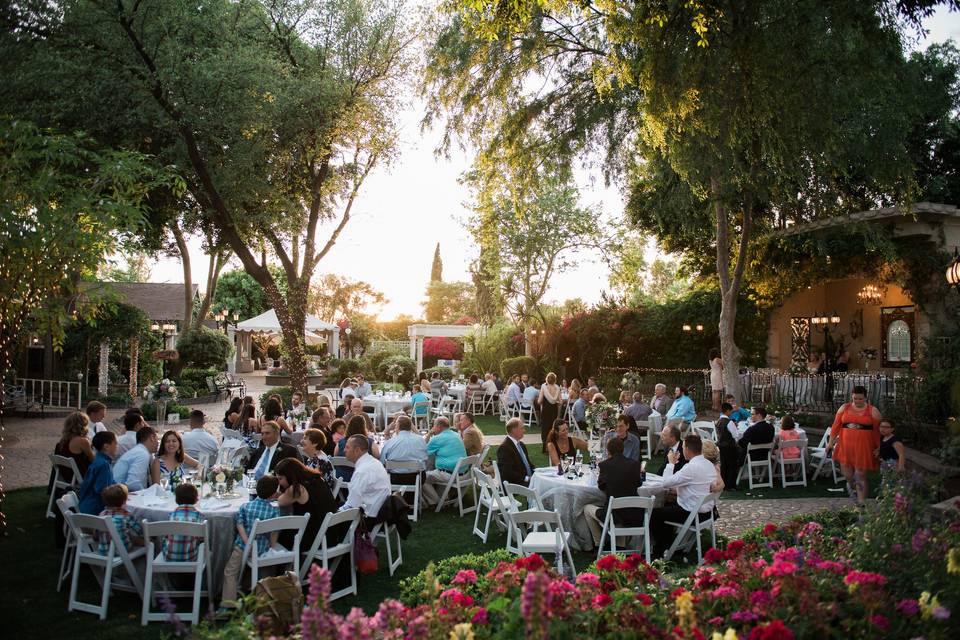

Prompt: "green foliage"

[259,387,293,414]
[177,367,219,395]
[88,391,134,407]
[933,434,960,467]
[308,274,385,323]
[335,358,364,380]
[140,401,192,421]
[461,322,523,374]
[174,327,232,369]
[423,366,454,381]
[500,356,538,380]
[423,280,476,323]
[377,355,417,385]
[914,334,960,424]
[372,382,404,393]
[430,242,443,282]
[398,549,513,606]
[212,268,287,322]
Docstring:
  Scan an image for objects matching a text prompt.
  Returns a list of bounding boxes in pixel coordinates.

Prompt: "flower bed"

[196,477,958,639]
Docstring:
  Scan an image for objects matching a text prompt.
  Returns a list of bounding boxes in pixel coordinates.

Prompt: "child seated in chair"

[776,416,802,460]
[220,475,280,610]
[163,483,204,562]
[98,484,144,555]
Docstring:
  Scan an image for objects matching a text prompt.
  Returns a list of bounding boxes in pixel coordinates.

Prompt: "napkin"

[199,497,230,511]
[139,484,166,497]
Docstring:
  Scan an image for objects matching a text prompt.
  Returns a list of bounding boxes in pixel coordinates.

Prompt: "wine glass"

[160,477,169,493]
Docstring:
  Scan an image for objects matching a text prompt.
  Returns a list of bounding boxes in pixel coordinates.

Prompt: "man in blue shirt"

[113,427,158,491]
[421,417,467,507]
[666,385,696,427]
[381,415,429,476]
[571,389,590,428]
[506,375,523,408]
[78,431,117,514]
[726,394,750,423]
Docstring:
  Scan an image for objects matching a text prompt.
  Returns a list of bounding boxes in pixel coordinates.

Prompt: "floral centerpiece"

[143,378,178,401]
[620,370,643,391]
[386,363,405,384]
[858,347,878,369]
[206,464,245,495]
[585,401,618,435]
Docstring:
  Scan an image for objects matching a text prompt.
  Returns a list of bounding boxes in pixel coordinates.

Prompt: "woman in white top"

[709,349,724,412]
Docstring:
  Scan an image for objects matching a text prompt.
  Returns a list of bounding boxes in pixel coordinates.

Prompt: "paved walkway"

[715,497,850,537]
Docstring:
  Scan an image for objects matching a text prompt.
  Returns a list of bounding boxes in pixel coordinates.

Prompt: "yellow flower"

[918,591,942,620]
[947,548,960,575]
[676,590,697,631]
[450,622,474,640]
[711,630,738,640]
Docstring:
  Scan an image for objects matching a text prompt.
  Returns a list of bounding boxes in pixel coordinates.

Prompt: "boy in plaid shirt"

[163,483,204,562]
[219,475,280,609]
[98,484,143,555]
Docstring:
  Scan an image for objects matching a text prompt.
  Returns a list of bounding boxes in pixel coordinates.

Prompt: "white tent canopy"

[233,309,340,373]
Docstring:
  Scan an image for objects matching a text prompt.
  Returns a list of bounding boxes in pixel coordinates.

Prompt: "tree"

[175,327,233,369]
[430,243,443,282]
[213,268,288,322]
[308,274,386,323]
[424,280,475,322]
[3,0,412,393]
[426,0,955,394]
[468,164,601,354]
[99,251,152,283]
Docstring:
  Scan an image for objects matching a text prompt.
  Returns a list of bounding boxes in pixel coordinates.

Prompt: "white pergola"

[407,323,474,372]
[233,309,340,373]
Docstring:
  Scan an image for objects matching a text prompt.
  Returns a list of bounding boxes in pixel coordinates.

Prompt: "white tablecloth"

[126,489,249,596]
[362,394,413,427]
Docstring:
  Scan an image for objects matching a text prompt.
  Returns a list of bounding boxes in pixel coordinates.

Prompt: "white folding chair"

[694,427,715,442]
[66,512,146,619]
[777,435,808,488]
[472,468,518,543]
[502,482,547,554]
[597,495,655,563]
[470,391,486,416]
[663,491,722,564]
[56,491,80,591]
[141,519,211,625]
[48,454,82,519]
[737,442,774,489]
[411,402,431,431]
[691,421,717,441]
[478,444,492,467]
[434,454,480,515]
[219,426,243,441]
[331,456,355,489]
[299,508,361,601]
[369,518,404,576]
[362,404,379,430]
[430,396,461,422]
[636,422,653,459]
[498,393,510,422]
[508,510,576,574]
[241,515,309,590]
[518,402,537,429]
[809,431,840,483]
[385,459,425,522]
[481,391,498,416]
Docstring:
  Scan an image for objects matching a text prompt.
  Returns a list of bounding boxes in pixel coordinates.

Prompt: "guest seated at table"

[354,375,372,399]
[619,413,641,438]
[381,415,429,479]
[700,440,726,494]
[410,384,431,418]
[287,391,309,422]
[347,397,374,433]
[602,415,642,461]
[309,407,336,456]
[725,395,750,423]
[665,386,696,427]
[546,419,588,466]
[658,424,686,472]
[301,428,337,492]
[339,435,391,529]
[522,378,539,408]
[336,394,354,419]
[339,378,358,399]
[116,409,146,459]
[275,458,338,550]
[85,401,109,439]
[506,374,523,408]
[98,483,144,555]
[617,390,632,408]
[481,373,499,398]
[335,416,381,480]
[465,374,484,405]
[261,397,292,435]
[775,416,802,460]
[220,475,281,610]
[330,418,347,447]
[422,417,468,506]
[571,389,590,429]
[715,403,740,490]
[651,383,672,417]
[234,402,259,435]
[153,430,202,483]
[224,397,243,428]
[182,409,219,462]
[737,406,775,470]
[53,411,95,482]
[649,434,716,558]
[584,436,644,546]
[114,427,159,491]
[429,371,448,397]
[497,417,534,487]
[246,421,300,480]
[623,392,653,423]
[568,378,582,400]
[78,432,118,514]
[456,412,485,457]
[163,483,204,562]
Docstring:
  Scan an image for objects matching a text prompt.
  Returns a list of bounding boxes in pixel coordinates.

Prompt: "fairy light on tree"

[0,121,177,534]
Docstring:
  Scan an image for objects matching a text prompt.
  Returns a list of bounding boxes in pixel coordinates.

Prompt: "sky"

[143,6,960,321]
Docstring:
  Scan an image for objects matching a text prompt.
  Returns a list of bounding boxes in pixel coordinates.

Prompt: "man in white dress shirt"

[85,401,108,439]
[649,434,716,558]
[180,409,218,462]
[340,434,391,525]
[113,427,158,491]
[506,375,523,408]
[115,411,145,459]
[481,374,498,398]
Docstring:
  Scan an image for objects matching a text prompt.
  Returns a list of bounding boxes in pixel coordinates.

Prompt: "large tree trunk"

[171,221,193,334]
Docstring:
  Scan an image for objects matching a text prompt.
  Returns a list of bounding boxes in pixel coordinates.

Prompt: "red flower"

[670,587,687,599]
[749,619,795,640]
[592,593,612,608]
[762,523,779,537]
[703,548,727,564]
[596,555,623,572]
[635,593,653,606]
[871,615,890,631]
[472,608,489,625]
[516,554,546,571]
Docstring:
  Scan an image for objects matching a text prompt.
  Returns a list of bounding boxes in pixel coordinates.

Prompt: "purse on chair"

[354,518,379,574]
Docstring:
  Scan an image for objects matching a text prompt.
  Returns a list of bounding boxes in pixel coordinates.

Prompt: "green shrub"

[361,350,393,380]
[175,383,197,399]
[423,365,453,380]
[334,358,363,379]
[178,366,219,392]
[398,549,513,606]
[175,327,233,369]
[378,355,417,384]
[500,355,537,380]
[259,386,293,413]
[140,401,192,421]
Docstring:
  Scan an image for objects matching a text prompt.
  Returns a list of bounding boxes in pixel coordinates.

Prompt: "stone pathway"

[715,497,851,537]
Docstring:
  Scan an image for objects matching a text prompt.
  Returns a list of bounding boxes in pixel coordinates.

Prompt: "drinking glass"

[160,477,169,493]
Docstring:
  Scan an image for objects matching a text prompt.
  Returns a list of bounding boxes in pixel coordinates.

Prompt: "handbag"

[253,571,303,636]
[354,518,379,574]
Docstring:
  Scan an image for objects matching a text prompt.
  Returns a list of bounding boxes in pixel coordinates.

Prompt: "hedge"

[500,355,537,380]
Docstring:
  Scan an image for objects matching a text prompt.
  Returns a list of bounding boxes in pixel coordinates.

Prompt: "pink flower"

[932,605,951,620]
[773,547,803,564]
[897,599,920,616]
[762,560,798,578]
[750,590,773,607]
[749,619,795,640]
[912,528,931,553]
[710,586,737,598]
[843,570,887,588]
[732,610,759,623]
[439,588,474,607]
[870,615,890,631]
[472,608,489,625]
[576,572,600,588]
[591,593,612,608]
[814,560,845,574]
[452,569,478,585]
[894,492,908,514]
[762,523,778,536]
[596,554,623,572]
[890,543,903,554]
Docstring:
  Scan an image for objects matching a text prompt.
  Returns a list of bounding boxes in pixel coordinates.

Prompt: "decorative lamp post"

[947,249,960,290]
[695,324,704,332]
[344,326,352,359]
[682,324,692,332]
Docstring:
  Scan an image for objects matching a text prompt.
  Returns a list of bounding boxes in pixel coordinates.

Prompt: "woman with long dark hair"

[152,430,200,483]
[274,458,338,549]
[224,397,243,427]
[545,419,588,466]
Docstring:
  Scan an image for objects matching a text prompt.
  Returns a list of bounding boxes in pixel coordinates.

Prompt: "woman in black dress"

[275,458,338,551]
[715,403,740,490]
[538,372,562,452]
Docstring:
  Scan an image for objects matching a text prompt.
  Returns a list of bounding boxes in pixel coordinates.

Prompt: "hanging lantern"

[947,249,960,290]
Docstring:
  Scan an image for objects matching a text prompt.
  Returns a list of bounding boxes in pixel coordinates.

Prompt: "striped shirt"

[233,498,279,555]
[98,507,142,556]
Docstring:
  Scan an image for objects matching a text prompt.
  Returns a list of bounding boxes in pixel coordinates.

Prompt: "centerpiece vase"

[155,399,168,429]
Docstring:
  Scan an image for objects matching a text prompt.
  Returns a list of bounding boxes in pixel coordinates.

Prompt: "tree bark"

[171,221,193,335]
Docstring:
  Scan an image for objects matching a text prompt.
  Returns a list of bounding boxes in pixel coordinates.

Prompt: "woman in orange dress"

[826,385,881,507]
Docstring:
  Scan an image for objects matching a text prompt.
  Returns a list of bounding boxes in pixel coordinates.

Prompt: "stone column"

[227,327,236,374]
[97,340,110,396]
[330,329,340,360]
[416,337,424,374]
[128,338,139,399]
